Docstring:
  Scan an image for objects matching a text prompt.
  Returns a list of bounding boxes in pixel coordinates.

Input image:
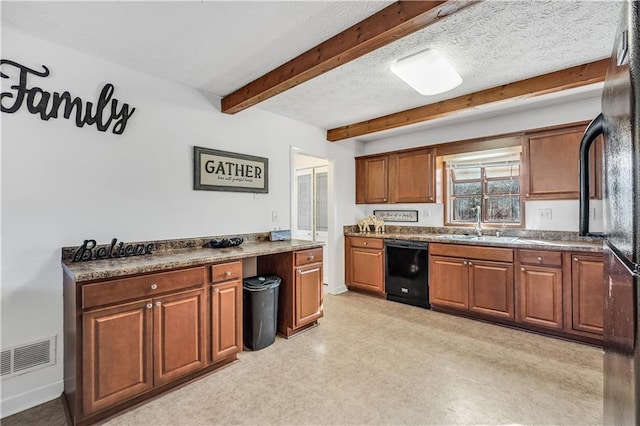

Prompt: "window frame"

[443,158,525,228]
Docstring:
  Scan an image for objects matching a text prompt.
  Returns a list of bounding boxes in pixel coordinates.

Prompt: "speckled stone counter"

[344,225,603,253]
[62,233,323,282]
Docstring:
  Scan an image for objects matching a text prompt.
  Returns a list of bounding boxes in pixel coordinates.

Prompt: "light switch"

[538,208,552,220]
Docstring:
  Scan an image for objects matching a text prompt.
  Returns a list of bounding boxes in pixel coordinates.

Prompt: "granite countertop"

[344,226,603,253]
[63,239,323,283]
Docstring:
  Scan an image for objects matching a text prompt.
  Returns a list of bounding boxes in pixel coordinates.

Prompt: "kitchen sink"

[437,235,519,243]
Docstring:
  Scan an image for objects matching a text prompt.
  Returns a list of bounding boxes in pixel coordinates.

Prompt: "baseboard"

[0,380,63,418]
[328,284,348,295]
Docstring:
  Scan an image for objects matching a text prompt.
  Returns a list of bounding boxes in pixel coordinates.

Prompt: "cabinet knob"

[363,242,367,245]
[308,255,314,260]
[468,262,473,266]
[150,284,158,290]
[225,271,231,277]
[430,197,434,201]
[463,261,468,266]
[525,193,530,198]
[155,301,161,307]
[521,267,525,271]
[214,288,220,293]
[146,303,152,309]
[383,198,387,202]
[537,257,542,262]
[574,258,578,262]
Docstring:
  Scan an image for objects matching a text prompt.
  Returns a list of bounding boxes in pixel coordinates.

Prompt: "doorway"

[292,153,329,285]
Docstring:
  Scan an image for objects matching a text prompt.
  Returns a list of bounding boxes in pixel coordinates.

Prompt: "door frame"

[290,147,337,292]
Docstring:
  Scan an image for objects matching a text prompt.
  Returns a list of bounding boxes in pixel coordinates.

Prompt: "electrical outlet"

[422,209,430,218]
[589,207,596,220]
[538,208,552,220]
[272,210,278,222]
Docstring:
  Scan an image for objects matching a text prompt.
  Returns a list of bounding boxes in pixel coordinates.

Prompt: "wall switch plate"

[538,208,552,220]
[589,207,596,220]
[422,209,430,218]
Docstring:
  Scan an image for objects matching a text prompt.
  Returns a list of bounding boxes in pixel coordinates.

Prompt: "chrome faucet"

[473,206,482,237]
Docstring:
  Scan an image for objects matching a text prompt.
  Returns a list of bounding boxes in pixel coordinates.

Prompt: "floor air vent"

[1,336,56,378]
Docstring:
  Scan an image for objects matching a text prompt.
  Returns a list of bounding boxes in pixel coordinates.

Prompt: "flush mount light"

[391,48,462,96]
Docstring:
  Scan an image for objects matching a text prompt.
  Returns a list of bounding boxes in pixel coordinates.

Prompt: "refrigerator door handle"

[579,113,605,236]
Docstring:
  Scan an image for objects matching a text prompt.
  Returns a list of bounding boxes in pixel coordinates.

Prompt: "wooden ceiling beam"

[326,58,610,142]
[221,0,479,114]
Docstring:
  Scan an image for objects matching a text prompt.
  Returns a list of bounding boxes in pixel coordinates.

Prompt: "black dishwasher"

[385,239,430,309]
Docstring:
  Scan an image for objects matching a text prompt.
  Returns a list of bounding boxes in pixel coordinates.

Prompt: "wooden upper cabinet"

[523,125,602,200]
[356,148,436,204]
[389,148,435,203]
[356,155,388,204]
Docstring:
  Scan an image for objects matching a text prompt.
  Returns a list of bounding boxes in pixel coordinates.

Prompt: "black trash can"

[243,275,281,351]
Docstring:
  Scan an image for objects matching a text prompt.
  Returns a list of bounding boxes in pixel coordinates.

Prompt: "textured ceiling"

[1,1,623,141]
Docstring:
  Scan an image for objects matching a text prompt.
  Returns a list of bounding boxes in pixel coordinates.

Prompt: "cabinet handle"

[155,301,161,307]
[537,257,542,262]
[150,284,158,290]
[225,271,231,277]
[146,303,152,309]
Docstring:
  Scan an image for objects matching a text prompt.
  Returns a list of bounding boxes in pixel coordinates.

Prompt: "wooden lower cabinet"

[82,299,153,415]
[211,279,242,361]
[345,236,384,295]
[66,264,241,425]
[517,265,564,330]
[258,248,324,337]
[428,244,514,320]
[571,254,604,336]
[429,256,468,310]
[469,260,514,319]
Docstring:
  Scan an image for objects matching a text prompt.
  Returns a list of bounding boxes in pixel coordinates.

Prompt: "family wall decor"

[193,146,269,193]
[0,59,135,135]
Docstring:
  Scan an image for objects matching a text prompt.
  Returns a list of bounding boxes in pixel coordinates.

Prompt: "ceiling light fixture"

[391,48,462,96]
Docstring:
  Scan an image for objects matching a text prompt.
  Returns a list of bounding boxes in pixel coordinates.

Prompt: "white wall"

[0,28,361,416]
[361,94,604,232]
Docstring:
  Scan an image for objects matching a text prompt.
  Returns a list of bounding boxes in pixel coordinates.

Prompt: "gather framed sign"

[193,146,269,193]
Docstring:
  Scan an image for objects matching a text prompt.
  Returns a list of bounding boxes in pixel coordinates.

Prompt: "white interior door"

[314,167,329,284]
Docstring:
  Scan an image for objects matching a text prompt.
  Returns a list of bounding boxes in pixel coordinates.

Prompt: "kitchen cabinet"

[516,250,564,330]
[355,148,435,204]
[356,155,388,204]
[523,125,602,200]
[257,248,323,337]
[210,261,242,362]
[429,243,514,320]
[570,254,604,336]
[388,148,436,203]
[345,236,385,295]
[78,267,206,418]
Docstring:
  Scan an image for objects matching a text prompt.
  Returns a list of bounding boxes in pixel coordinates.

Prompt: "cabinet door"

[348,247,384,293]
[356,156,388,204]
[82,299,153,415]
[154,288,206,386]
[211,280,242,362]
[295,263,323,328]
[524,127,601,200]
[517,266,563,329]
[469,260,514,319]
[389,149,435,203]
[429,256,469,310]
[571,255,604,335]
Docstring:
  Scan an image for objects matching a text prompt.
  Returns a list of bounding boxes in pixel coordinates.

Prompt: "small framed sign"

[194,146,268,193]
[373,209,418,222]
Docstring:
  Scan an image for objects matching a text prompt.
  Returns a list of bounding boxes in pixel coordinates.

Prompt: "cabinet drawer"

[295,248,323,266]
[211,261,242,283]
[82,267,205,309]
[518,250,562,267]
[429,243,513,263]
[348,237,383,249]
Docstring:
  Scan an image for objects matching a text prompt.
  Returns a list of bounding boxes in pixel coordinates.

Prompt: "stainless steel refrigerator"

[579,1,640,424]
